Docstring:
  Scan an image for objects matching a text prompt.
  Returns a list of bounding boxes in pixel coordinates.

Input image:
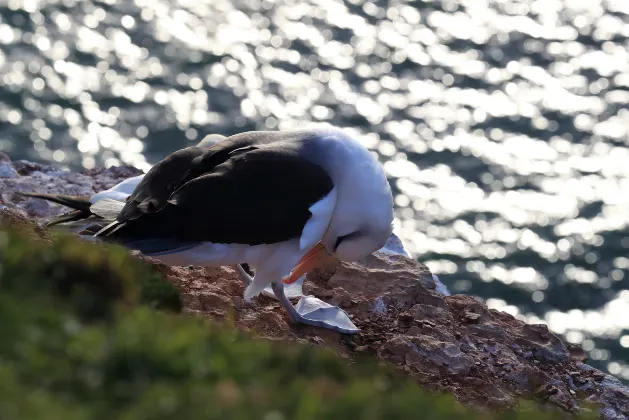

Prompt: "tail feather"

[93,220,127,237]
[78,223,109,236]
[19,192,92,212]
[19,191,94,227]
[44,209,92,227]
[108,238,200,256]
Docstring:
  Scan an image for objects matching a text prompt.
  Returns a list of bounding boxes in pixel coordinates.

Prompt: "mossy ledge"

[2,155,625,419]
[0,216,595,420]
[0,213,600,420]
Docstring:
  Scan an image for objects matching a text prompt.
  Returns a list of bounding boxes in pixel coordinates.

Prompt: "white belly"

[147,238,303,279]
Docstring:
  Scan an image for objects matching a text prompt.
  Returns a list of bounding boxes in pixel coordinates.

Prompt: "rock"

[375,232,450,296]
[0,154,142,222]
[579,363,629,418]
[0,152,15,178]
[405,335,475,375]
[307,251,440,310]
[408,303,453,322]
[2,156,629,417]
[0,205,52,243]
[0,161,18,178]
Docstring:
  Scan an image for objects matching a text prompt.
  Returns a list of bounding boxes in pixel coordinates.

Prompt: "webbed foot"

[271,282,358,334]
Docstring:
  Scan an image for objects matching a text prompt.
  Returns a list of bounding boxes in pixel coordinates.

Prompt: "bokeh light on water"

[1,0,629,380]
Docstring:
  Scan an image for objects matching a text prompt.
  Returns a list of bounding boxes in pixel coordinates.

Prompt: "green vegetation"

[0,226,593,420]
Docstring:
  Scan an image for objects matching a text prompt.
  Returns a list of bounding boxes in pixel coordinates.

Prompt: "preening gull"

[87,128,395,333]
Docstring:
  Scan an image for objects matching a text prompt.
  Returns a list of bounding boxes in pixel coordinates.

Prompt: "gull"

[89,128,394,333]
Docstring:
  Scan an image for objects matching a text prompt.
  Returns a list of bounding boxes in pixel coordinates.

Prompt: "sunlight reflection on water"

[1,0,629,380]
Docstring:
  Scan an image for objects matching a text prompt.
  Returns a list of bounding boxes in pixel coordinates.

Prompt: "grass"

[0,226,596,420]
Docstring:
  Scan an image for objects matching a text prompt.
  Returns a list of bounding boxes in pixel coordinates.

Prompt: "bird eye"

[334,231,359,251]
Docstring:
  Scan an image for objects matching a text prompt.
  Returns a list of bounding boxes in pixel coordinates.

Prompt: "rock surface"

[0,152,142,220]
[1,154,628,418]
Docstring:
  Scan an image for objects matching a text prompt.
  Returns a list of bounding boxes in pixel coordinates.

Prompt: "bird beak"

[282,242,337,284]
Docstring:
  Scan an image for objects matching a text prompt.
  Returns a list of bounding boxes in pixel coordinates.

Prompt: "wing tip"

[44,209,92,227]
[93,220,126,237]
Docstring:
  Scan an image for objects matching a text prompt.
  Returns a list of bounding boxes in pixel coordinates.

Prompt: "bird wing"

[90,198,126,221]
[116,133,286,222]
[96,142,334,252]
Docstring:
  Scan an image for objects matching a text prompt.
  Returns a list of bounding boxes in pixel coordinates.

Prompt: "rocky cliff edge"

[1,153,627,419]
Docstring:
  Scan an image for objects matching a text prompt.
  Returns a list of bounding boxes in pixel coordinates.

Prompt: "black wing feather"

[98,138,333,247]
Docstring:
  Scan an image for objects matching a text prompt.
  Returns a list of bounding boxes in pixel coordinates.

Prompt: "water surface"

[1,0,629,380]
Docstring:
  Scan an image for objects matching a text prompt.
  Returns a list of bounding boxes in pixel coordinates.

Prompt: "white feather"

[304,129,394,252]
[145,237,304,302]
[298,187,337,252]
[89,198,126,220]
[90,175,145,203]
[90,190,133,203]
